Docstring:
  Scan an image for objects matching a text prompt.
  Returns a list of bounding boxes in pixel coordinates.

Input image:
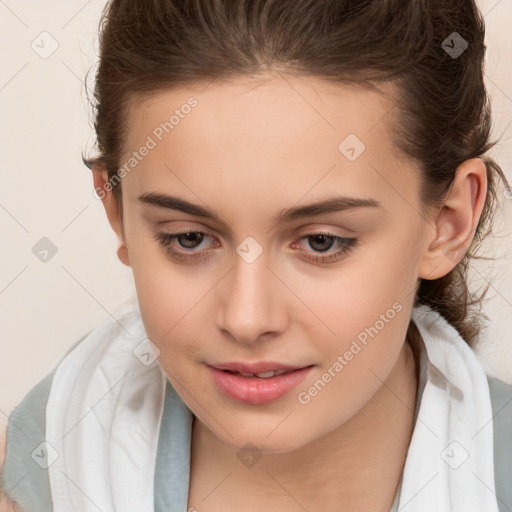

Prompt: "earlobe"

[91,161,131,268]
[117,245,131,267]
[418,158,487,280]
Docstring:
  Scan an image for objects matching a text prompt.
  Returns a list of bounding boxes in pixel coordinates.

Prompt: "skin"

[90,72,487,511]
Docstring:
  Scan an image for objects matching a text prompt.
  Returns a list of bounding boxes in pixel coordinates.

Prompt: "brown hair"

[83,0,509,348]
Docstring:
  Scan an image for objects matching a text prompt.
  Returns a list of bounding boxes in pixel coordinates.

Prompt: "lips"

[211,361,306,374]
[208,362,314,404]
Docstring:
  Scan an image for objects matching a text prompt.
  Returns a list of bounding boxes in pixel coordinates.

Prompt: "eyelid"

[294,223,356,238]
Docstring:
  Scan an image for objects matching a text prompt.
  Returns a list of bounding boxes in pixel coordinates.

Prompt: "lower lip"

[208,365,314,404]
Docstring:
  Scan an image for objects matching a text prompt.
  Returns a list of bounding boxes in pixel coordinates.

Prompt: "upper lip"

[209,361,310,373]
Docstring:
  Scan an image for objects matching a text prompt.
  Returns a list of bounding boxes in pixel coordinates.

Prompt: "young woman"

[1,1,511,511]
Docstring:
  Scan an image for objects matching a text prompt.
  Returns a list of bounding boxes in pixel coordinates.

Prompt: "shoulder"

[486,373,512,438]
[0,420,24,512]
[1,308,140,512]
[487,374,512,429]
[487,373,512,397]
[1,371,56,512]
[486,374,512,512]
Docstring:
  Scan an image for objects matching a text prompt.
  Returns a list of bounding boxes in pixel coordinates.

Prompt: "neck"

[190,337,419,511]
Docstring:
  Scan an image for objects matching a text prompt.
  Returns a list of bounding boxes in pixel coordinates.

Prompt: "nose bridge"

[217,245,284,344]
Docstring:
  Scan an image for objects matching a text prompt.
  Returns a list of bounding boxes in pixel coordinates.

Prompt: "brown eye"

[175,232,205,249]
[307,234,336,252]
[294,232,359,263]
[154,231,216,262]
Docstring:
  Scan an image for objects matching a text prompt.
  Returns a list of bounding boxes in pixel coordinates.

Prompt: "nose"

[216,251,288,345]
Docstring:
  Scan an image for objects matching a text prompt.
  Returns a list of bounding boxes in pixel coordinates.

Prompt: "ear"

[418,158,487,280]
[92,161,131,267]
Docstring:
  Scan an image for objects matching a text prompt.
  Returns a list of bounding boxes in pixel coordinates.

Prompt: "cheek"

[133,265,207,341]
[290,234,418,404]
[125,220,199,330]
[297,242,417,348]
[295,282,411,431]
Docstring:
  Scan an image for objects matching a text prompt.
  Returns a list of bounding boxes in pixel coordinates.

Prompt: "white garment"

[398,306,499,511]
[44,300,499,511]
[47,300,167,512]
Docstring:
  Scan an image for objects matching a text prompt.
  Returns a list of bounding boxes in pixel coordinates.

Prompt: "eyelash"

[154,230,359,264]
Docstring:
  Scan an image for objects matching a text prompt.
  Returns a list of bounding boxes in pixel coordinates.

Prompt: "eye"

[154,231,217,262]
[293,232,359,263]
[154,230,358,264]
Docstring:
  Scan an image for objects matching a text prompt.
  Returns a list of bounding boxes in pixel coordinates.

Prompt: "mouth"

[208,362,314,404]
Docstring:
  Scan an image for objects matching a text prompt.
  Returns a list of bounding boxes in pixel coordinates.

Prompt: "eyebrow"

[138,192,382,225]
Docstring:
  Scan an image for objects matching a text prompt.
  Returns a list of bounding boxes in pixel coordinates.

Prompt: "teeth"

[237,369,289,378]
[255,371,277,379]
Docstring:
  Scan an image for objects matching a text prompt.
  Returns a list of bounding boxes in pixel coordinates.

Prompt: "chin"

[210,419,312,454]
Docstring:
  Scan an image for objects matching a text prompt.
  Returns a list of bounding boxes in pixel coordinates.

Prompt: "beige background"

[0,0,511,417]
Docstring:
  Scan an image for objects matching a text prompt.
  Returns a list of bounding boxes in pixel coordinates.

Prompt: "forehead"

[120,74,416,210]
[123,74,398,152]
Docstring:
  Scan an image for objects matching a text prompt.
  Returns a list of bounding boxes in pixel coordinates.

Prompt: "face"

[113,74,435,453]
